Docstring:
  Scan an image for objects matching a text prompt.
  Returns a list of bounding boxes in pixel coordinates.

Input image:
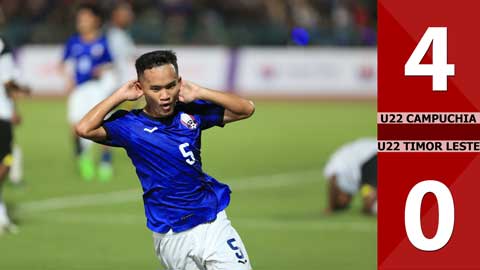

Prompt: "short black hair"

[135,50,179,78]
[111,0,132,12]
[77,3,103,21]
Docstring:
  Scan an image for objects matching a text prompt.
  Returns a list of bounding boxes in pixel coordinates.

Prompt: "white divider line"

[38,212,375,232]
[236,218,375,232]
[18,170,322,214]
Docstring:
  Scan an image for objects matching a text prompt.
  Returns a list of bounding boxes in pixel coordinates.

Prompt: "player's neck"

[143,106,172,119]
[81,30,100,42]
[112,21,127,30]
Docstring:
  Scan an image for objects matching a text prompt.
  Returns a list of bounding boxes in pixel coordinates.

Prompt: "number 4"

[404,27,455,91]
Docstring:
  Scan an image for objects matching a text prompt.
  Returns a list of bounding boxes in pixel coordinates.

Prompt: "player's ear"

[135,80,142,90]
[178,77,182,84]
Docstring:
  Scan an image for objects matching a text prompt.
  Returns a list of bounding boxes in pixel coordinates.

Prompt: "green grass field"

[0,99,377,270]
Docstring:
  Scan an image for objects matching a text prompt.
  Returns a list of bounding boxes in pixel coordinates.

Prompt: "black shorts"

[0,119,13,166]
[360,154,377,188]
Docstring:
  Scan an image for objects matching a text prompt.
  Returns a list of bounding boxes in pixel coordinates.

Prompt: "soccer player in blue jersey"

[76,50,255,269]
[61,4,116,181]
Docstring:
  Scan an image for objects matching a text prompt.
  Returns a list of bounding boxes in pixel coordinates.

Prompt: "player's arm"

[324,176,339,215]
[58,61,75,93]
[5,81,31,98]
[3,85,23,125]
[324,176,352,214]
[3,83,25,126]
[59,38,76,93]
[0,51,30,125]
[179,80,255,124]
[75,80,143,141]
[92,63,113,79]
[0,51,29,98]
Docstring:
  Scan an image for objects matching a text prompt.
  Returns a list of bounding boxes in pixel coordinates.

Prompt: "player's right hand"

[116,80,143,101]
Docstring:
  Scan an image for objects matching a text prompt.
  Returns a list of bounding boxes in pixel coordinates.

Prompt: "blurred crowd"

[0,0,376,47]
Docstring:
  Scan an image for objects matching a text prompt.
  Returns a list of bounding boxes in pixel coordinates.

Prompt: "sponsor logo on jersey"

[143,126,158,133]
[180,113,198,130]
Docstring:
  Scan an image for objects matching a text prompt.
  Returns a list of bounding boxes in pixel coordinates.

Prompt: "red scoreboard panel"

[379,0,480,269]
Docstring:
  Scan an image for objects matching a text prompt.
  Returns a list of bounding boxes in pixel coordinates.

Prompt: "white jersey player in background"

[106,1,142,112]
[107,1,136,88]
[323,137,378,215]
[0,36,29,234]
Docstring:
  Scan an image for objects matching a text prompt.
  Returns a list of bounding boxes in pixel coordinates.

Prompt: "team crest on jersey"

[180,113,198,130]
[91,44,105,58]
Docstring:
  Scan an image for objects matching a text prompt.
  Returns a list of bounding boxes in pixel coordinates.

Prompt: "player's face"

[114,5,134,28]
[76,9,100,35]
[139,64,180,117]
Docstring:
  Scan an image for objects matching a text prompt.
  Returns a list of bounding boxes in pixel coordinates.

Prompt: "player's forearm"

[326,179,336,213]
[5,81,31,98]
[75,92,124,138]
[59,63,75,93]
[198,88,255,119]
[58,62,69,77]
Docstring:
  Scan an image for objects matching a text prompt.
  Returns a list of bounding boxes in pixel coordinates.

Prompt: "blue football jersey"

[63,34,113,85]
[101,101,231,233]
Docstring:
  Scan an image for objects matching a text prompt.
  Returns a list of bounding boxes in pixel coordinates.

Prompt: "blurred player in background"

[61,4,115,182]
[323,137,377,215]
[76,50,255,269]
[0,35,29,234]
[107,1,143,110]
[107,1,136,88]
[8,145,23,185]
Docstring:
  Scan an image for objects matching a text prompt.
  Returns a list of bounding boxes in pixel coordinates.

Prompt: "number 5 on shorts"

[227,238,247,263]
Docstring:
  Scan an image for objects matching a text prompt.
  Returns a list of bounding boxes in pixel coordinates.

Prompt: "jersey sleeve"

[101,37,113,64]
[190,100,225,130]
[0,53,17,83]
[0,37,17,83]
[101,110,130,147]
[62,36,75,61]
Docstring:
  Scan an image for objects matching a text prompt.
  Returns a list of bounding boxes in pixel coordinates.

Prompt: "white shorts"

[67,81,108,125]
[153,211,252,270]
[67,70,117,125]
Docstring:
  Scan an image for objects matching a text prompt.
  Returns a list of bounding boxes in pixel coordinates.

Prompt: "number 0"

[404,180,455,251]
[404,27,455,91]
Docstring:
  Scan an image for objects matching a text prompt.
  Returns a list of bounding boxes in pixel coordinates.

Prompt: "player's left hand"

[11,111,21,125]
[179,80,202,103]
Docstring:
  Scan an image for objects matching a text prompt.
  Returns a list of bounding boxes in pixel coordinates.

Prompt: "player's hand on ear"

[179,80,201,103]
[116,80,144,101]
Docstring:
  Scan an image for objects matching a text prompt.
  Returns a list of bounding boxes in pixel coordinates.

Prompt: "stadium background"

[0,0,377,269]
